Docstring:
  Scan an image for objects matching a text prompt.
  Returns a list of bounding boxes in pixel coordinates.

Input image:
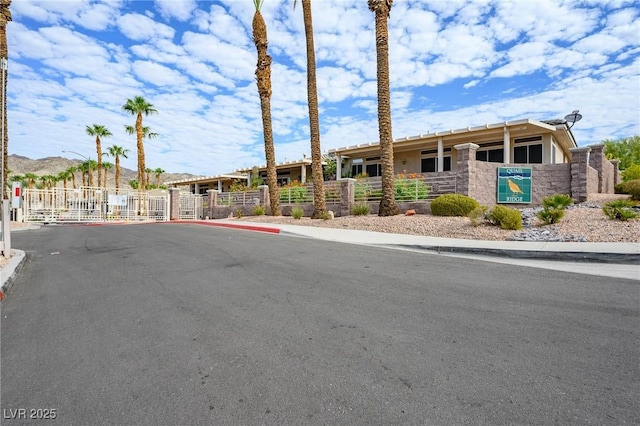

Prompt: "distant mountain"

[8,154,199,187]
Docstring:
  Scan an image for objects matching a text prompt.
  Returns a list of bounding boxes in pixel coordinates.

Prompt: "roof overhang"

[329,118,577,157]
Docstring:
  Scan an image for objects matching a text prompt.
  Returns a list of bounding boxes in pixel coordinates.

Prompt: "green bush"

[280,186,308,204]
[537,194,572,224]
[234,209,243,219]
[394,178,429,201]
[541,194,573,210]
[351,203,370,216]
[430,194,480,217]
[536,208,565,225]
[622,163,640,181]
[487,205,522,230]
[354,181,373,201]
[626,180,640,201]
[468,205,489,227]
[252,205,266,216]
[291,207,304,219]
[602,199,638,221]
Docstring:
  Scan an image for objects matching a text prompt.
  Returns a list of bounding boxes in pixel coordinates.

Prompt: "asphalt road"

[1,224,638,425]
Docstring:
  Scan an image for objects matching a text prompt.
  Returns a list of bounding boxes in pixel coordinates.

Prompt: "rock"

[405,209,416,216]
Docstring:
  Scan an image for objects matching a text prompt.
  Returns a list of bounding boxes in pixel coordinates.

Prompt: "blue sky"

[8,0,640,175]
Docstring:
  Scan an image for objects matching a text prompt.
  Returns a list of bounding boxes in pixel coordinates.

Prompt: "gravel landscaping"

[235,194,640,243]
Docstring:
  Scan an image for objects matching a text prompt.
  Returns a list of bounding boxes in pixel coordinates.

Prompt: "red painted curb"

[165,221,281,234]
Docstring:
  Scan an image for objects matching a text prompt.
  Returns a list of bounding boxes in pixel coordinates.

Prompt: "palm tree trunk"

[0,0,10,199]
[115,156,120,192]
[96,136,102,187]
[302,0,326,219]
[136,112,144,191]
[253,9,281,216]
[372,0,398,216]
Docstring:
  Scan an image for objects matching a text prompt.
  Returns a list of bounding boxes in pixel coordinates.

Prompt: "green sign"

[497,167,532,203]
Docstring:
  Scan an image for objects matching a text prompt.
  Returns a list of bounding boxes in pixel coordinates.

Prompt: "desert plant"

[537,194,573,224]
[354,180,373,201]
[430,194,480,217]
[320,211,332,220]
[234,209,243,219]
[487,205,522,230]
[291,206,304,219]
[352,203,370,216]
[280,181,308,204]
[602,199,638,221]
[541,194,573,210]
[468,205,489,227]
[252,205,266,216]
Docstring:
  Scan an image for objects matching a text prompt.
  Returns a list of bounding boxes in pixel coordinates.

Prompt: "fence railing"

[354,174,456,203]
[216,190,261,207]
[22,187,169,223]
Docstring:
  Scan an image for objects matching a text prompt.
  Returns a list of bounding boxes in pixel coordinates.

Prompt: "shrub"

[536,208,565,225]
[280,182,308,204]
[602,199,638,221]
[537,194,572,225]
[354,181,373,201]
[541,194,573,210]
[291,207,304,219]
[487,205,522,230]
[351,203,370,216]
[430,194,480,217]
[394,172,429,201]
[252,205,266,216]
[626,180,640,201]
[234,209,243,219]
[622,163,640,181]
[468,205,489,227]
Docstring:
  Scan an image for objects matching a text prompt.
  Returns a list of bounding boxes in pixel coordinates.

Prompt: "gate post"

[206,189,218,219]
[169,188,180,220]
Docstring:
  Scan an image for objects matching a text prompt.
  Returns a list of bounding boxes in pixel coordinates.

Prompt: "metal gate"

[22,187,169,223]
[178,193,204,220]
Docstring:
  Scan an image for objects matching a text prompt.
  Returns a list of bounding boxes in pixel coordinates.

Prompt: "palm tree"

[124,125,157,189]
[102,161,113,188]
[122,96,157,193]
[0,0,10,198]
[295,0,326,219]
[78,161,89,187]
[87,159,98,187]
[252,0,281,216]
[144,167,152,189]
[86,124,112,188]
[105,145,129,191]
[153,167,165,187]
[24,172,37,189]
[57,170,71,189]
[66,166,78,189]
[368,0,398,216]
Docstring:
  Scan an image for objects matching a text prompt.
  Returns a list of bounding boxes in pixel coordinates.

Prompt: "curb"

[387,244,640,264]
[0,250,26,300]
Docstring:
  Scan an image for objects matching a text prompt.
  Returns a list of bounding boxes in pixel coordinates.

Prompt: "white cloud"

[117,13,175,41]
[155,0,198,22]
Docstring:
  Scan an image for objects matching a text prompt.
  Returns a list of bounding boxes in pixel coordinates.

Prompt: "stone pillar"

[610,160,621,187]
[301,164,307,183]
[169,187,180,220]
[570,147,591,202]
[206,189,218,219]
[589,143,605,193]
[336,154,342,180]
[340,178,355,217]
[258,185,270,214]
[454,143,479,198]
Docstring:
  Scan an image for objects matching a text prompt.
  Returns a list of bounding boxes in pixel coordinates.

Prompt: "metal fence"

[178,193,204,219]
[354,175,456,202]
[22,187,169,223]
[216,190,262,207]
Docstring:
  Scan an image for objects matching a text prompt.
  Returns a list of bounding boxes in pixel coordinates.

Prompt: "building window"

[513,144,543,164]
[475,141,504,163]
[351,163,363,177]
[366,163,381,177]
[476,148,504,162]
[421,156,451,172]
